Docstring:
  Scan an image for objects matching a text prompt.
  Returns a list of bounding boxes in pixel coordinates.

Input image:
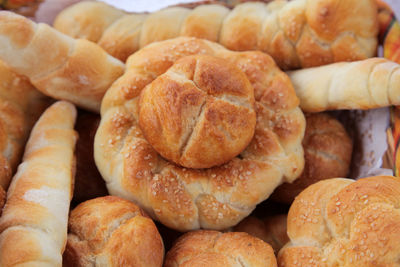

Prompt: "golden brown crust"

[0,11,125,112]
[139,55,256,168]
[272,113,352,203]
[0,186,5,214]
[64,196,164,267]
[165,230,277,267]
[0,60,49,192]
[288,58,400,112]
[0,101,77,267]
[54,0,378,69]
[95,37,305,231]
[278,176,400,266]
[234,214,289,253]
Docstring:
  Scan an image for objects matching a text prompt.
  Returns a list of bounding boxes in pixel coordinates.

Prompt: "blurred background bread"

[53,0,379,69]
[272,113,353,204]
[64,196,164,267]
[164,230,277,266]
[0,60,49,198]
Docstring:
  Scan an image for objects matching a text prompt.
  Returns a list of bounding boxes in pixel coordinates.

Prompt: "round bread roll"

[139,55,256,168]
[63,196,164,267]
[272,113,352,204]
[164,230,277,267]
[95,37,305,231]
[234,214,289,254]
[278,176,400,266]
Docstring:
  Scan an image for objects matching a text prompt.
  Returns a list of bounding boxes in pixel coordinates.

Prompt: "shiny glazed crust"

[54,0,378,69]
[94,37,305,231]
[278,176,400,266]
[164,230,277,266]
[64,196,164,267]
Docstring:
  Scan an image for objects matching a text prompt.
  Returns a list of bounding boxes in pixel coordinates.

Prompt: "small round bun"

[278,176,400,266]
[63,196,164,267]
[165,230,277,267]
[272,113,352,203]
[139,55,256,168]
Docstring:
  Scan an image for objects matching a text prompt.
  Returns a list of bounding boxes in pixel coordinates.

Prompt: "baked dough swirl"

[94,37,305,231]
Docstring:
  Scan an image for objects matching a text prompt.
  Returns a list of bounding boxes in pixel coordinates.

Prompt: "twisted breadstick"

[54,0,378,69]
[288,58,400,112]
[95,37,305,231]
[0,60,48,193]
[0,11,125,112]
[0,101,77,267]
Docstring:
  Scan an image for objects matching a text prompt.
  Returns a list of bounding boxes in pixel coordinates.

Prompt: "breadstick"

[0,101,77,267]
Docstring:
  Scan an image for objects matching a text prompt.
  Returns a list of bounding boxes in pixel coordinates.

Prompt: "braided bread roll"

[0,101,77,267]
[288,57,400,112]
[95,37,305,231]
[278,176,400,266]
[54,0,378,69]
[0,60,48,194]
[0,11,125,112]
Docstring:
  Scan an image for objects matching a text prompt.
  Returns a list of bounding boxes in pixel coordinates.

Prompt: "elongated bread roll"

[54,0,378,69]
[288,58,400,112]
[0,60,48,194]
[0,101,78,267]
[0,11,125,112]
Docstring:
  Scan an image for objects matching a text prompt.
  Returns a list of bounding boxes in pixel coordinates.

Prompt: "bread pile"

[0,0,398,266]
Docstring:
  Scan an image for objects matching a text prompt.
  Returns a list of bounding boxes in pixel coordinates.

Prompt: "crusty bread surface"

[0,101,77,267]
[54,0,378,69]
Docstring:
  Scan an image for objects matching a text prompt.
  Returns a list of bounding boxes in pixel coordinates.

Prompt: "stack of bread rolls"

[0,0,398,265]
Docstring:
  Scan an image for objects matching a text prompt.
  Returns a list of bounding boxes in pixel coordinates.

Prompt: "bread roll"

[0,11,125,112]
[278,176,400,266]
[271,113,352,203]
[54,0,378,69]
[164,230,277,266]
[0,60,48,193]
[288,58,400,112]
[95,37,305,231]
[0,101,77,267]
[234,214,289,253]
[139,55,256,168]
[64,196,164,267]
